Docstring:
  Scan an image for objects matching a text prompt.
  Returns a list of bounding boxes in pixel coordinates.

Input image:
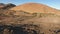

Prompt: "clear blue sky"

[0,0,60,10]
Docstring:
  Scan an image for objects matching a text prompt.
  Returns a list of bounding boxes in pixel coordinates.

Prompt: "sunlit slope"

[10,3,60,15]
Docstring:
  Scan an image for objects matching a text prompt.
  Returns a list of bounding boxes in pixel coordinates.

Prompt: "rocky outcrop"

[0,3,5,9]
[0,3,16,10]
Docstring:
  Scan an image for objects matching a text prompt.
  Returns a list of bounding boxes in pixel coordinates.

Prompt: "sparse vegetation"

[39,13,57,17]
[0,6,60,34]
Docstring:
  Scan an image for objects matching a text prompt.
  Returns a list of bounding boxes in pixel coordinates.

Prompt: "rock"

[0,3,16,10]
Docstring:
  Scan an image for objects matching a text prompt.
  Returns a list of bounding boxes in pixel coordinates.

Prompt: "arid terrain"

[0,3,60,34]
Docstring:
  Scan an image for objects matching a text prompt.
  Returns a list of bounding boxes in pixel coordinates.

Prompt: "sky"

[0,0,60,10]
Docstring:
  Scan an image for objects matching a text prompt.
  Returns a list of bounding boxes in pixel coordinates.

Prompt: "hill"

[0,3,60,34]
[10,3,60,15]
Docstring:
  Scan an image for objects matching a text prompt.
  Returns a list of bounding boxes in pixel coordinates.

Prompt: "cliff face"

[0,3,60,34]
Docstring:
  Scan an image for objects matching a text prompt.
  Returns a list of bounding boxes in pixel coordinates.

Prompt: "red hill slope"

[10,3,60,15]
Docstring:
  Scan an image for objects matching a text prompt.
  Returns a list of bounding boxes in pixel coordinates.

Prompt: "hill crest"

[10,3,60,15]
